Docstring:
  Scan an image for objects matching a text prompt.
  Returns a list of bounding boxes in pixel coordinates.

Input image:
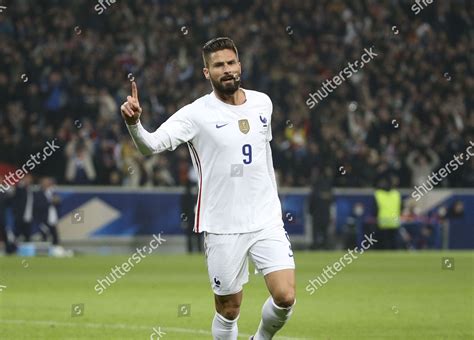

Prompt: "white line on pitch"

[0,319,309,339]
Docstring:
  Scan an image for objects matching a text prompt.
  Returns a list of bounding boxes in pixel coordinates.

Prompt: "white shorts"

[204,226,295,296]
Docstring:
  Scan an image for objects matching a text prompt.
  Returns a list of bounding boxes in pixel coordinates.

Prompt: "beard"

[211,74,241,95]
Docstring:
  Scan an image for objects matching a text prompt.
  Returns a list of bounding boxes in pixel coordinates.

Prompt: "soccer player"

[121,37,296,340]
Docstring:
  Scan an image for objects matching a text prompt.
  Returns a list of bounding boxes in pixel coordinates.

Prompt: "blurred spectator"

[12,174,34,242]
[374,177,402,249]
[308,166,333,249]
[447,200,465,219]
[34,177,60,245]
[0,1,471,188]
[181,177,202,253]
[398,200,422,249]
[65,137,96,184]
[0,175,16,254]
[406,148,440,187]
[150,157,175,186]
[342,202,367,250]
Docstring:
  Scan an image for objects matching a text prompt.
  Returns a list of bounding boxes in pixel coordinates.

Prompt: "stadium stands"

[0,0,472,189]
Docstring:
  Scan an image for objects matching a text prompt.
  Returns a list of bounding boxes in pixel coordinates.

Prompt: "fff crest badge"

[238,119,250,134]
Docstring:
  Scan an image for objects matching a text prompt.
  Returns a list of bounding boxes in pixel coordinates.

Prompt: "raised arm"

[426,149,440,169]
[405,150,418,170]
[121,82,197,156]
[120,81,142,125]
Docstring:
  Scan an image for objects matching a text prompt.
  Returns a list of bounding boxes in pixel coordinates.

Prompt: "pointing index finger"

[131,81,139,102]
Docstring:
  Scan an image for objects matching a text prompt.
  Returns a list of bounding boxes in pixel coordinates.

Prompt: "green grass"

[0,251,473,339]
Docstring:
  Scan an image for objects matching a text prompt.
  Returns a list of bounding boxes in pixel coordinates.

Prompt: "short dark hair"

[202,37,239,67]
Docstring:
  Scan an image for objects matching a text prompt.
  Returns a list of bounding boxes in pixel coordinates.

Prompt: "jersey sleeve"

[264,94,277,189]
[265,95,273,142]
[266,142,278,191]
[157,105,198,151]
[126,104,197,155]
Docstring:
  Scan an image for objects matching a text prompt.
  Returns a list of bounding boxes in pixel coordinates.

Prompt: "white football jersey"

[127,88,283,234]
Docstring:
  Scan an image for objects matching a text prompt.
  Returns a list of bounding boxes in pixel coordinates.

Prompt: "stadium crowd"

[0,0,472,188]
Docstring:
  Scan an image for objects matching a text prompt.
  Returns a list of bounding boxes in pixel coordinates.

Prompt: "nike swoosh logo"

[216,123,229,129]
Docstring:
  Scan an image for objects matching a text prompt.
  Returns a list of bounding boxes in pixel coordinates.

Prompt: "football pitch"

[0,251,472,339]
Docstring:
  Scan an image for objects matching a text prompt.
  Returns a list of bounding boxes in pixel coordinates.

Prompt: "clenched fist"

[121,81,142,125]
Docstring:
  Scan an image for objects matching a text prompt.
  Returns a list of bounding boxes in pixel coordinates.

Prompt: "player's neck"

[214,88,246,105]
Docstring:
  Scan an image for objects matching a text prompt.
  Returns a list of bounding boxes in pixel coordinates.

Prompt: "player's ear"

[203,67,210,80]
